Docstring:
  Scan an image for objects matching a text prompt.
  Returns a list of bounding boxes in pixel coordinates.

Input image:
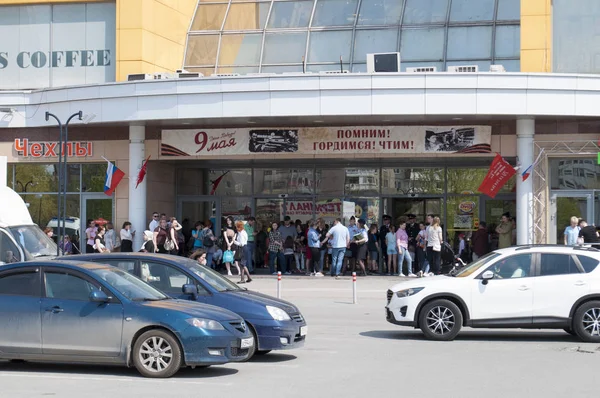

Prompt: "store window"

[447,167,515,194]
[14,164,80,193]
[222,197,253,221]
[256,198,283,228]
[344,198,380,225]
[315,198,344,225]
[254,169,314,195]
[176,168,205,196]
[446,195,479,250]
[344,169,379,196]
[315,169,345,196]
[20,194,80,231]
[206,170,252,196]
[81,164,105,192]
[550,158,600,190]
[381,168,444,195]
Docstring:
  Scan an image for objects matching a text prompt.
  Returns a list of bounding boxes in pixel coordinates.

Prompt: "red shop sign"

[13,138,93,158]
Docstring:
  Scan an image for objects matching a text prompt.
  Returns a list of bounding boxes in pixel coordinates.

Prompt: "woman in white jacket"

[234,221,252,284]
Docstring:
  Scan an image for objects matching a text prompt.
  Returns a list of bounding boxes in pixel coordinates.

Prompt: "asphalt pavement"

[1,274,598,398]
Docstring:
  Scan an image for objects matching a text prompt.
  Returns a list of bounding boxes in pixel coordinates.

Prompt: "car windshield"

[178,257,242,292]
[8,225,59,259]
[90,266,169,301]
[454,252,502,278]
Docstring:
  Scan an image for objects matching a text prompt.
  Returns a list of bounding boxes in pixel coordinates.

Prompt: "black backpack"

[202,230,215,247]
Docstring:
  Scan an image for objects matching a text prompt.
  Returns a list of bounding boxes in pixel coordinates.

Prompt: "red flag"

[478,154,516,198]
[135,155,151,189]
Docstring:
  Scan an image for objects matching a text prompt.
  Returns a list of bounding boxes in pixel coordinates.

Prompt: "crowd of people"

[68,210,531,281]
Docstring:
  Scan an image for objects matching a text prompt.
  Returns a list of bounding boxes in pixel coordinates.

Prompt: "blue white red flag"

[103,158,125,196]
[521,149,544,182]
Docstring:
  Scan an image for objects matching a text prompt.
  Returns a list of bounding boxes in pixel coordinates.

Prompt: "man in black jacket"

[380,215,391,273]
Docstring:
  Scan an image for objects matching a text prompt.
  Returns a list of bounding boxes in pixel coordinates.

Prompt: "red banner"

[478,154,516,198]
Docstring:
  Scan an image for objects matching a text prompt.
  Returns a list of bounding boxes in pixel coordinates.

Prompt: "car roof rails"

[573,246,600,252]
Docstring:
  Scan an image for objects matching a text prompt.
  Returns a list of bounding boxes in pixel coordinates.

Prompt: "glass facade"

[185,0,520,74]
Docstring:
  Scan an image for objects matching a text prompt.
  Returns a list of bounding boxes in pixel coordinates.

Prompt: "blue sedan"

[68,253,307,359]
[0,260,254,378]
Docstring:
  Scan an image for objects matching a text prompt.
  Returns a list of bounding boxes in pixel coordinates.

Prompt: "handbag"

[202,231,215,247]
[223,250,234,263]
[164,238,175,251]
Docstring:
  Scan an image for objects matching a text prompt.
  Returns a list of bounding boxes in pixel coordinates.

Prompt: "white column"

[0,156,7,186]
[129,125,146,250]
[516,118,535,245]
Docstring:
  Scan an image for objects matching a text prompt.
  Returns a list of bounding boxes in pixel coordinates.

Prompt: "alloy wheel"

[425,306,455,335]
[582,307,600,337]
[138,336,173,373]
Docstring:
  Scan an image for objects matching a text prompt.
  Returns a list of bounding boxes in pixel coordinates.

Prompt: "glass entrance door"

[178,197,220,234]
[550,191,594,244]
[384,198,443,225]
[81,194,114,253]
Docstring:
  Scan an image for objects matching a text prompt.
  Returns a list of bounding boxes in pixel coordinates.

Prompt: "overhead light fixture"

[247,121,257,124]
[452,117,463,121]
[82,113,96,124]
[382,119,392,122]
[181,122,191,125]
[314,120,324,123]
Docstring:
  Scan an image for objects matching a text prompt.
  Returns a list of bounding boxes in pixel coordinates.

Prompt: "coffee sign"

[0,50,111,69]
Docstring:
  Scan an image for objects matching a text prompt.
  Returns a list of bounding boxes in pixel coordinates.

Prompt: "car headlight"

[266,306,291,321]
[186,318,225,330]
[395,287,424,298]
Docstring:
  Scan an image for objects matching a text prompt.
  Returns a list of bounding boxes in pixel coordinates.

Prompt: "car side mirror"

[481,270,494,285]
[90,290,110,303]
[182,284,199,298]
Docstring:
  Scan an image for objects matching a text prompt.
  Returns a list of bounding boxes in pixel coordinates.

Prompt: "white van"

[46,216,81,242]
[0,185,58,264]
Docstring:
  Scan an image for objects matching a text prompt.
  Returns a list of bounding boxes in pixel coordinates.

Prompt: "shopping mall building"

[0,0,599,250]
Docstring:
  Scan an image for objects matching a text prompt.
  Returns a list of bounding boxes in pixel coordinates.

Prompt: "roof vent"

[447,65,479,73]
[127,73,154,81]
[178,72,202,78]
[406,66,437,73]
[153,73,177,80]
[320,70,350,74]
[211,73,241,78]
[367,52,401,73]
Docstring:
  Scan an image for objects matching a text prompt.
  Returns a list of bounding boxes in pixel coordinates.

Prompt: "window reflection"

[185,35,219,66]
[81,164,105,192]
[381,168,444,194]
[353,29,398,62]
[190,4,228,31]
[449,0,494,22]
[312,0,359,27]
[20,194,79,232]
[224,3,270,30]
[15,164,80,193]
[254,169,314,195]
[400,27,445,61]
[206,170,252,196]
[403,0,449,24]
[219,33,263,65]
[267,1,313,28]
[550,159,600,190]
[315,169,345,196]
[356,0,404,25]
[263,32,307,64]
[308,31,353,63]
[345,169,379,195]
[495,25,520,58]
[447,26,493,59]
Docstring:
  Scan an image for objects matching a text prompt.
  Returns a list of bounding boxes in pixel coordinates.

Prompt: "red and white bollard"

[277,271,282,299]
[352,272,357,304]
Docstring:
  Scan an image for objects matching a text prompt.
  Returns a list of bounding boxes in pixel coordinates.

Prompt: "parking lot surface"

[2,275,598,398]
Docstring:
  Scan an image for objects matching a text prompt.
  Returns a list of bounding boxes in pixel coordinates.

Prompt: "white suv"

[386,245,600,342]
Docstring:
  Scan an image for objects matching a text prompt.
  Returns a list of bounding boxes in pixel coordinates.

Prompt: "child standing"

[385,225,398,276]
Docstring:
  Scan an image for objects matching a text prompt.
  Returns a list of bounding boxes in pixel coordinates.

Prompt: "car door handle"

[518,286,530,291]
[575,281,587,286]
[45,306,64,313]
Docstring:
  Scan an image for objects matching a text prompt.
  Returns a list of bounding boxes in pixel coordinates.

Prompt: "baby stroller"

[440,242,466,275]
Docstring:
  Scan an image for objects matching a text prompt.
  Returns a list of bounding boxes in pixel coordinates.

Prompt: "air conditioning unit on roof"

[154,72,177,80]
[406,66,437,73]
[367,52,401,73]
[178,72,202,78]
[447,65,479,73]
[489,64,506,73]
[211,73,241,77]
[320,70,350,74]
[127,73,154,81]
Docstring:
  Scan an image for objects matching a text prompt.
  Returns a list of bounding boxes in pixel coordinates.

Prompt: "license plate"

[241,337,253,349]
[300,326,308,336]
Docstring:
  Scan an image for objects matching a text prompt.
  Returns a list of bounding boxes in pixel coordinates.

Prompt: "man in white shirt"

[322,218,350,278]
[149,212,159,232]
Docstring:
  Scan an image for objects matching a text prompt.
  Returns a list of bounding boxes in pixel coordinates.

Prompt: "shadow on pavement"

[248,353,297,363]
[360,329,581,343]
[0,360,238,378]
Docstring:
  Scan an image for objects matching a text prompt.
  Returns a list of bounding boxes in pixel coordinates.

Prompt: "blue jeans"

[269,251,285,274]
[206,252,215,269]
[417,247,429,273]
[398,247,413,275]
[331,247,346,276]
[319,250,326,272]
[244,242,255,271]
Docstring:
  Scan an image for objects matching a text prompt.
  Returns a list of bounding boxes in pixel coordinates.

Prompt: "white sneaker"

[227,271,233,276]
[315,272,324,277]
[399,273,407,277]
[408,273,417,278]
[417,271,424,278]
[272,272,278,275]
[428,272,435,277]
[285,271,292,275]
